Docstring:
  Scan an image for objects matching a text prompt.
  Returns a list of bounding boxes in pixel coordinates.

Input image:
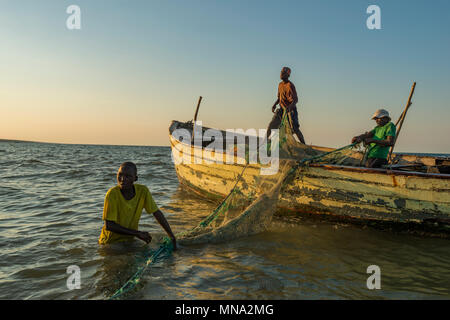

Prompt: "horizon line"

[1,138,449,157]
[0,138,170,148]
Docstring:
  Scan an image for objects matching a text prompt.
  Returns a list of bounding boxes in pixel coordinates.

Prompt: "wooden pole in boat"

[192,96,203,144]
[387,82,416,163]
[194,96,203,123]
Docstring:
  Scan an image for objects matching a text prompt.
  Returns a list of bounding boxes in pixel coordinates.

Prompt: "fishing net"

[108,110,361,299]
[176,112,321,244]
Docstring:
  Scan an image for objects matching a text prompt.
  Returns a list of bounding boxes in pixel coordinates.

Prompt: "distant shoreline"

[0,138,169,148]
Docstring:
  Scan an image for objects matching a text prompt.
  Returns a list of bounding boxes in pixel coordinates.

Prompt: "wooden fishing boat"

[169,120,450,237]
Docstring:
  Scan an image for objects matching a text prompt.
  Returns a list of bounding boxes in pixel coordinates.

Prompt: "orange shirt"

[278,80,298,109]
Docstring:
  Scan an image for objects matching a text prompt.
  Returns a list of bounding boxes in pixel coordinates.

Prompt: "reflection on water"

[0,141,449,299]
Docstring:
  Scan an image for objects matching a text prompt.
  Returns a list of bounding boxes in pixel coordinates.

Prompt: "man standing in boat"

[266,67,306,144]
[352,109,396,168]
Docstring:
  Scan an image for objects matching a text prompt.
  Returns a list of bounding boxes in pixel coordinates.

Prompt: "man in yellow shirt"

[98,162,176,249]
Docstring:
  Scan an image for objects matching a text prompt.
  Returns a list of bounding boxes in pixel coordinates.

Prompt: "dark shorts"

[288,107,300,129]
[269,107,300,132]
[366,158,388,168]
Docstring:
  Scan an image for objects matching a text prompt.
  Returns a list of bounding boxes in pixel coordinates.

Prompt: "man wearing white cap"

[352,109,396,168]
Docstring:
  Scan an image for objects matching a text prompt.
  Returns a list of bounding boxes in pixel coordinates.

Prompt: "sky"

[0,0,449,153]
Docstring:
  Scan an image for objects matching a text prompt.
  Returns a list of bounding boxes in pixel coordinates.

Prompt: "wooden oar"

[387,82,416,163]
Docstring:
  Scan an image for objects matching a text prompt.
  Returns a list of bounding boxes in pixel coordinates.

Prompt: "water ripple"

[0,141,449,300]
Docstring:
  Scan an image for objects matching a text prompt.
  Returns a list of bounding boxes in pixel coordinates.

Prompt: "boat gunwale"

[169,121,450,180]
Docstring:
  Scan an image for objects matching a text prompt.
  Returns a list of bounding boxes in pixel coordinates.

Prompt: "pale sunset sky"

[1,0,449,153]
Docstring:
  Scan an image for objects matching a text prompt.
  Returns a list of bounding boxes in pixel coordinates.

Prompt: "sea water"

[0,140,449,299]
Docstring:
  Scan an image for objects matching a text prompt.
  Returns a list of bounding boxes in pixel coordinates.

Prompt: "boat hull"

[169,121,450,236]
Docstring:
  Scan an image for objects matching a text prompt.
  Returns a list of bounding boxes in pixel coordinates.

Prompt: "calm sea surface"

[0,141,449,299]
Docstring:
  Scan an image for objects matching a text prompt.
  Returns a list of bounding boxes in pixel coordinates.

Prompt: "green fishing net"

[108,110,361,299]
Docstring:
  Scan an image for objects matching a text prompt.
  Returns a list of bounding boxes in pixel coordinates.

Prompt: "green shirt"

[367,122,396,160]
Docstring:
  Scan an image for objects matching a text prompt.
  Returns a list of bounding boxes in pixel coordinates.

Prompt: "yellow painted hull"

[169,121,450,235]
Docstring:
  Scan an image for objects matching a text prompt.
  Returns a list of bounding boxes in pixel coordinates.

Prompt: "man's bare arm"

[153,209,177,250]
[352,131,374,144]
[272,99,279,112]
[105,220,151,243]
